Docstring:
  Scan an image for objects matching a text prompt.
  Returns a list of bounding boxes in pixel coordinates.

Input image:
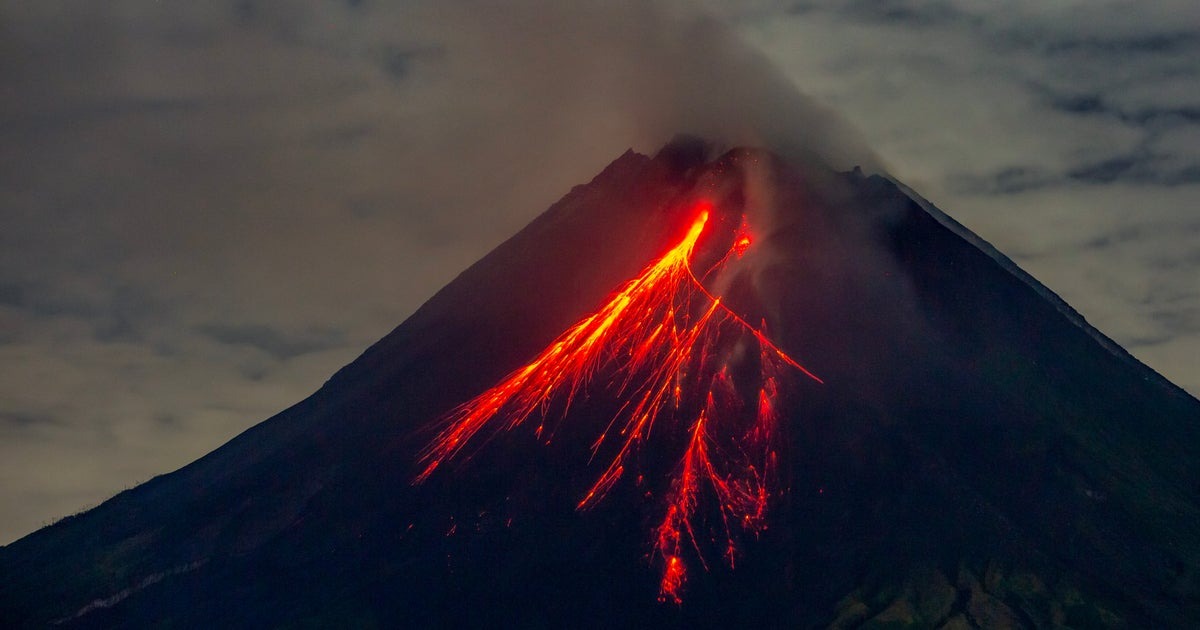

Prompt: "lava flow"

[415,201,820,604]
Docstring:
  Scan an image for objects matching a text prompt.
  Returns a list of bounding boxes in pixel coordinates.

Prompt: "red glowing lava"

[415,201,820,604]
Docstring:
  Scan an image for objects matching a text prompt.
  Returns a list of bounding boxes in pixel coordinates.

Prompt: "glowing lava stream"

[415,201,821,604]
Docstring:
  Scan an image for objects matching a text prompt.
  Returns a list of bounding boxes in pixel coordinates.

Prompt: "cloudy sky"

[1,0,1196,544]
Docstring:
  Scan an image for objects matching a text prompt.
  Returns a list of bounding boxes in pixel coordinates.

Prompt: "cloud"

[731,0,1199,395]
[195,323,346,362]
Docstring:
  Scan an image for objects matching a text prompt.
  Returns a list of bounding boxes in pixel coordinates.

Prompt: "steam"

[425,0,883,177]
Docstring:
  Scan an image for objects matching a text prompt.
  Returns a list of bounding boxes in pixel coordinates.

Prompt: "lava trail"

[415,201,820,603]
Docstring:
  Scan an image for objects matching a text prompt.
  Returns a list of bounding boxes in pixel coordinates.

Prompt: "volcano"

[2,138,1198,628]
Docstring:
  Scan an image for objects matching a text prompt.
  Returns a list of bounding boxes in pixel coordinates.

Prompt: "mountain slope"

[1,140,1197,628]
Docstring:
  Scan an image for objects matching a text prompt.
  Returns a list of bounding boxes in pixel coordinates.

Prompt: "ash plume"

[429,0,885,177]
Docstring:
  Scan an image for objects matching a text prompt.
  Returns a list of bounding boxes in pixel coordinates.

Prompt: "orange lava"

[415,201,819,604]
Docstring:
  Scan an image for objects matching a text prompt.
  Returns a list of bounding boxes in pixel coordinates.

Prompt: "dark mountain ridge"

[2,140,1197,628]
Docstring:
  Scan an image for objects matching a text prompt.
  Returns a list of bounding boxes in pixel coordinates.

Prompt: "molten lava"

[415,201,820,604]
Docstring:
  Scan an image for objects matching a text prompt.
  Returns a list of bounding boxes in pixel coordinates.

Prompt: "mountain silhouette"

[2,138,1197,628]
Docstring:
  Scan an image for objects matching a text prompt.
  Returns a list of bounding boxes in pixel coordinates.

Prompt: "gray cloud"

[195,323,346,362]
[0,411,57,429]
[729,0,1198,420]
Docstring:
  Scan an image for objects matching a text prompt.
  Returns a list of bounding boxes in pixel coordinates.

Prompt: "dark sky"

[1,0,1196,544]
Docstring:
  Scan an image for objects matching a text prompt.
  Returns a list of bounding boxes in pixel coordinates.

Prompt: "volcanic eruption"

[414,199,822,603]
[1,138,1198,628]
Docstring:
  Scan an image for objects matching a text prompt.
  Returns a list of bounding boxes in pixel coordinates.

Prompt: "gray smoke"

[424,0,884,174]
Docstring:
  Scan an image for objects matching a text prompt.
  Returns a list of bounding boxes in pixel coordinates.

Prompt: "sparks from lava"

[415,201,820,604]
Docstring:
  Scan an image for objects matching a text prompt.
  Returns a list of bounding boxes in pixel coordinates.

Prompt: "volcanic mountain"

[2,139,1198,628]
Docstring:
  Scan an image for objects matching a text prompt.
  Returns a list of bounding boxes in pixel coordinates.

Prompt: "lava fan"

[415,201,820,603]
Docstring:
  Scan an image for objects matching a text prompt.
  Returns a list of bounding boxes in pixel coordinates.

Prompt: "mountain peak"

[2,143,1197,628]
